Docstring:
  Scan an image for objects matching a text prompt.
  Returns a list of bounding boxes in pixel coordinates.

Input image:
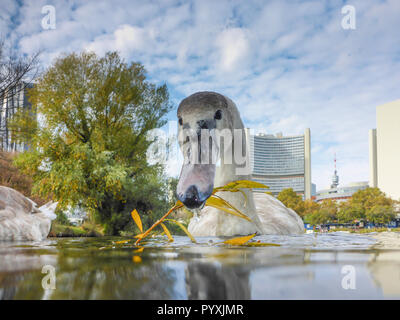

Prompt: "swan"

[0,186,56,241]
[176,91,304,236]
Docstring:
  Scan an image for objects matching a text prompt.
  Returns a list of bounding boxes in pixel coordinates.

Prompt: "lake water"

[1,232,400,299]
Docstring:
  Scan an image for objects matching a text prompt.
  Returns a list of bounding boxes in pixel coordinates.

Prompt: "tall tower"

[331,153,339,189]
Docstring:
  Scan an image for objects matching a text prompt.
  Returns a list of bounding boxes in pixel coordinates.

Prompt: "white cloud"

[3,0,400,189]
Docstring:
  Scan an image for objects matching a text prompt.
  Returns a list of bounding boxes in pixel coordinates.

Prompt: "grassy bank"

[327,227,400,233]
[49,221,104,237]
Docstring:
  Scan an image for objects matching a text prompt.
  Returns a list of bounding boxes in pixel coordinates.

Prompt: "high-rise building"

[369,100,400,200]
[0,82,34,152]
[248,128,312,199]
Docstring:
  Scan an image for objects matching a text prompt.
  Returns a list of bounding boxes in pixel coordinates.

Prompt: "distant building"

[248,129,312,199]
[0,82,34,152]
[315,181,369,203]
[315,155,368,202]
[369,100,400,200]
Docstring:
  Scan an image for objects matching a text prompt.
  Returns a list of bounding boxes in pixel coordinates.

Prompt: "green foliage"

[305,199,337,225]
[0,151,48,206]
[55,209,70,226]
[351,187,393,215]
[305,187,397,226]
[10,51,172,235]
[337,201,364,223]
[277,188,305,216]
[366,205,395,225]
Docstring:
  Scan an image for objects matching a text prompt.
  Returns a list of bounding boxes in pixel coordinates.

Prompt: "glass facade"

[249,132,309,196]
[0,82,33,151]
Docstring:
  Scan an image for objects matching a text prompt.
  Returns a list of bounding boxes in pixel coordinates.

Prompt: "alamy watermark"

[146,121,253,175]
[341,5,356,30]
[41,265,56,290]
[41,5,56,30]
[341,265,356,290]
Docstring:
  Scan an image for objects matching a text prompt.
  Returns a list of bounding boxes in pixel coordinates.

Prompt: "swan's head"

[176,91,234,209]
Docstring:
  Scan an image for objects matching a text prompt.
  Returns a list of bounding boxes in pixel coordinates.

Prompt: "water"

[1,232,400,299]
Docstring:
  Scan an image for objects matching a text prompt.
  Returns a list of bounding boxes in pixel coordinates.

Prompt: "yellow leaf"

[223,233,256,245]
[213,180,269,193]
[131,209,143,232]
[160,223,174,242]
[133,247,144,253]
[132,255,142,263]
[206,196,252,222]
[114,240,130,244]
[134,233,144,239]
[165,219,197,243]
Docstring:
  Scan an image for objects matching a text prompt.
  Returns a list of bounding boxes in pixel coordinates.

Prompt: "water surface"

[1,232,400,299]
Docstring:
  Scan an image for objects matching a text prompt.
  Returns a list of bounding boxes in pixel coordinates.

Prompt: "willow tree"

[11,51,172,234]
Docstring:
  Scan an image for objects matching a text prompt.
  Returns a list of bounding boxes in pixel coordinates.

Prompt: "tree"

[304,199,320,216]
[351,187,393,215]
[305,199,337,225]
[0,40,40,150]
[366,205,395,225]
[277,188,305,216]
[337,201,364,224]
[11,51,172,234]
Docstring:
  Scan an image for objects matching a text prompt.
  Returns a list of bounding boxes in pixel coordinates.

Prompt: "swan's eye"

[179,117,183,125]
[214,110,222,120]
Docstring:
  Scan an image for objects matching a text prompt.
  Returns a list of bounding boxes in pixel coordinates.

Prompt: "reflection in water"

[185,263,251,299]
[1,233,400,299]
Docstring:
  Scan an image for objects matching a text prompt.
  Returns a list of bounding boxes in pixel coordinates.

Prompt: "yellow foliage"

[206,196,251,222]
[131,209,143,232]
[165,219,196,243]
[223,233,256,245]
[160,223,174,242]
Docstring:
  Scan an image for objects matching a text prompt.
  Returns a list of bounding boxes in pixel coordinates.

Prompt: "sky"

[1,0,400,190]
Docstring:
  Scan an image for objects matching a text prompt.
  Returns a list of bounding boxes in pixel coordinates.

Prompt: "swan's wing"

[253,192,305,235]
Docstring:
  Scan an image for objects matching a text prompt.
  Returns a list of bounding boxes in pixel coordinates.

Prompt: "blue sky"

[2,0,400,190]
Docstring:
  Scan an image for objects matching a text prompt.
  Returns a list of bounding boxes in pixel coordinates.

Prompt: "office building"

[249,129,312,199]
[369,100,400,200]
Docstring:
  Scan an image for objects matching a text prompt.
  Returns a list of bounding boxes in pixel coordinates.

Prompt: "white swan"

[176,91,304,236]
[0,186,56,241]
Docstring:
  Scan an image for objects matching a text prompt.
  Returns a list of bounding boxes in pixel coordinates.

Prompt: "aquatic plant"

[133,180,270,246]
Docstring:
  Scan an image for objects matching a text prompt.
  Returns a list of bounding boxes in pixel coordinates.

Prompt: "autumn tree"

[366,205,396,225]
[277,188,305,216]
[305,199,337,225]
[337,201,364,224]
[11,51,172,234]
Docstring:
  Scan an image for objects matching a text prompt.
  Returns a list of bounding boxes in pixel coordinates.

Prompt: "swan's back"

[0,186,52,241]
[253,192,304,235]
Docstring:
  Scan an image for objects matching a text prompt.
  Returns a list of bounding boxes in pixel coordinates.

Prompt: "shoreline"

[370,231,400,250]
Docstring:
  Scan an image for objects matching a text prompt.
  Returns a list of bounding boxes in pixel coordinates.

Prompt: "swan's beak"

[176,164,215,209]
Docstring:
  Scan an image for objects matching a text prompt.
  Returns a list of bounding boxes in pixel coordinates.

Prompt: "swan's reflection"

[185,263,251,299]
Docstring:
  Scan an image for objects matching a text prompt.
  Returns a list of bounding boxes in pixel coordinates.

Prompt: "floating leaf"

[133,247,144,253]
[160,223,174,242]
[114,240,130,244]
[132,255,142,263]
[165,219,197,243]
[206,196,251,222]
[131,209,143,232]
[244,242,281,247]
[223,233,256,245]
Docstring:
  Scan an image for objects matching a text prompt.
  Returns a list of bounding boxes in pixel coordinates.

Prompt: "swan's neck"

[213,126,262,230]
